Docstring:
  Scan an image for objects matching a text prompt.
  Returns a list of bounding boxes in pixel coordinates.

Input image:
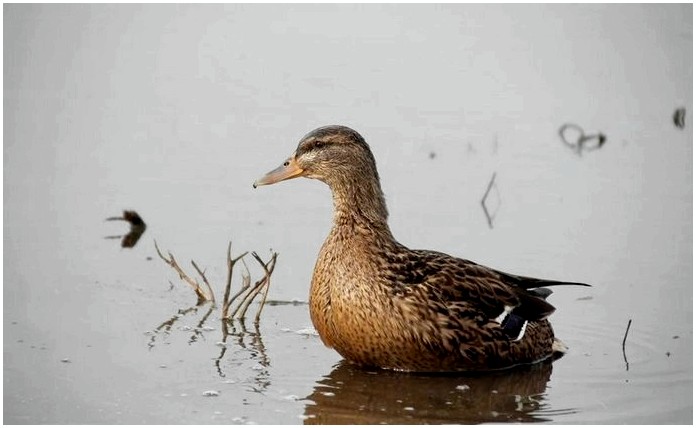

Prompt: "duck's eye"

[298,139,327,157]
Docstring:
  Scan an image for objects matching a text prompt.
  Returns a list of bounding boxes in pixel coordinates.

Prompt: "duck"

[253,125,590,372]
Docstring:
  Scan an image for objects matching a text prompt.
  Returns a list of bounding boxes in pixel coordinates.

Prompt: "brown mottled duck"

[253,125,590,372]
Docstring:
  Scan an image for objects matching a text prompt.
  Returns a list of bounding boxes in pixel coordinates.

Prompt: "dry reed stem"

[191,260,216,304]
[221,243,249,320]
[155,240,278,323]
[224,258,252,318]
[154,240,213,304]
[251,252,276,324]
[230,252,277,321]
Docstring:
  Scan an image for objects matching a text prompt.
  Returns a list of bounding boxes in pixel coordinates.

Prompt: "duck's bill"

[253,156,304,188]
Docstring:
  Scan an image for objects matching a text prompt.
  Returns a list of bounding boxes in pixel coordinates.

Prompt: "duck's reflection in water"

[305,360,570,424]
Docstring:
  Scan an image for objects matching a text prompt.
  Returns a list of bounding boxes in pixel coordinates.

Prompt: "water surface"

[4,4,692,424]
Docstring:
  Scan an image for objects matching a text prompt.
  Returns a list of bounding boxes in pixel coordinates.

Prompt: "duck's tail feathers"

[552,338,569,357]
[494,269,592,291]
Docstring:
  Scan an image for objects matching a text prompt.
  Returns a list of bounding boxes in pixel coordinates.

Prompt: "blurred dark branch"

[105,210,147,248]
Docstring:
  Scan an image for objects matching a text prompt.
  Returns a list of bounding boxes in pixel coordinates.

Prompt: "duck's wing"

[488,267,592,323]
[404,249,589,341]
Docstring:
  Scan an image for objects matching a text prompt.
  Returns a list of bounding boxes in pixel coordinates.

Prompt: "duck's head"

[253,125,380,189]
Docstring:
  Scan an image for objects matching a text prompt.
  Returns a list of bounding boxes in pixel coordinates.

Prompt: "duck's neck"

[326,172,393,238]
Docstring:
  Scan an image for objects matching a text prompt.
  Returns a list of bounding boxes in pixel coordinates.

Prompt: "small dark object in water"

[429,151,436,159]
[105,210,147,248]
[558,123,607,156]
[597,133,606,147]
[673,107,686,129]
[480,172,499,229]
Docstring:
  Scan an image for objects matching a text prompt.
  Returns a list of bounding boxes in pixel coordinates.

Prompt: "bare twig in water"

[155,240,278,323]
[153,240,215,305]
[250,252,276,324]
[481,172,499,229]
[229,252,278,322]
[221,243,249,320]
[622,319,632,371]
[190,260,216,304]
[225,257,252,316]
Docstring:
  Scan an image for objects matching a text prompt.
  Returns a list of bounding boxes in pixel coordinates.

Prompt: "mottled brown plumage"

[254,125,589,372]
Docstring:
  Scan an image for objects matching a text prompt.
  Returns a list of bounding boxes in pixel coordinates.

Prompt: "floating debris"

[480,172,500,229]
[673,107,686,129]
[105,210,147,248]
[558,123,606,156]
[202,390,220,397]
[60,358,71,363]
[455,384,470,391]
[428,151,436,159]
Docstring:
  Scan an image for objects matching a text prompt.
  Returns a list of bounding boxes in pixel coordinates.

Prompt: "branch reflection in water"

[147,303,281,396]
[147,303,216,349]
[216,318,270,391]
[304,360,575,424]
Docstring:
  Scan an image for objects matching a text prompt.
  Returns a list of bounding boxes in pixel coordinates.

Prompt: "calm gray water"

[4,4,692,424]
